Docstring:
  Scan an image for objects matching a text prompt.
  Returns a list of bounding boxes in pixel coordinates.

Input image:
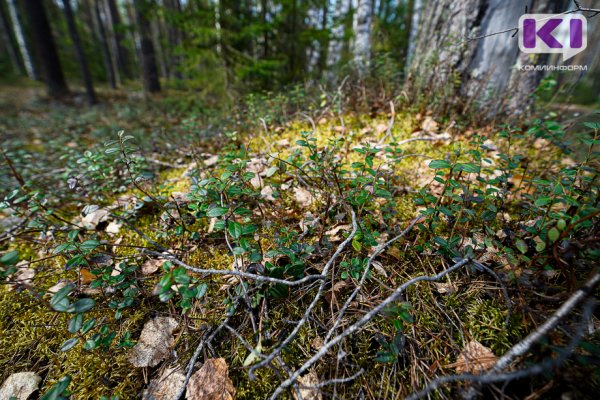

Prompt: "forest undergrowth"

[1,86,599,399]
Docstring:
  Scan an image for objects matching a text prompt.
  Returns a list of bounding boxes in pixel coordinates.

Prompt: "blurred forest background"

[1,0,598,111]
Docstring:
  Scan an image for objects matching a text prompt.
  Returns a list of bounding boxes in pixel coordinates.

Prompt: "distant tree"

[352,0,372,75]
[62,0,97,105]
[327,0,351,79]
[22,0,68,98]
[0,0,23,75]
[105,0,132,80]
[134,0,160,93]
[93,0,117,89]
[6,0,36,79]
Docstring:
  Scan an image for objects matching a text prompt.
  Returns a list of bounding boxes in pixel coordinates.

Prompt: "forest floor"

[0,85,599,400]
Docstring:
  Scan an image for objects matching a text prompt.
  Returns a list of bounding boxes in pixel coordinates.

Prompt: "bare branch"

[269,258,471,399]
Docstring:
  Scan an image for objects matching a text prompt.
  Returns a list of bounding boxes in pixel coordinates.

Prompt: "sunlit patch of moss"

[158,167,190,195]
[0,288,149,399]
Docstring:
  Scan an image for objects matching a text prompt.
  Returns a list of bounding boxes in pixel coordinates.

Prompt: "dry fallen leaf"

[186,358,235,400]
[292,370,322,400]
[81,208,110,230]
[453,340,497,374]
[105,220,122,234]
[142,259,164,275]
[142,366,186,400]
[0,372,42,400]
[421,116,439,133]
[293,187,315,208]
[8,261,35,290]
[433,282,457,295]
[128,317,179,367]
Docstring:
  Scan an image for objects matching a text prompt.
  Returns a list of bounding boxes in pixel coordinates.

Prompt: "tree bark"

[406,0,569,120]
[352,0,372,76]
[62,0,97,105]
[22,0,68,98]
[0,1,23,74]
[93,0,117,88]
[6,0,36,79]
[105,0,132,80]
[133,0,160,93]
[327,0,351,78]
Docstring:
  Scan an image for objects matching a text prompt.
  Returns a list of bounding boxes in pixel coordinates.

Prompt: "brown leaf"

[143,366,186,400]
[142,259,164,275]
[293,187,315,208]
[292,370,322,400]
[128,317,179,367]
[186,358,235,400]
[0,372,42,400]
[453,340,497,374]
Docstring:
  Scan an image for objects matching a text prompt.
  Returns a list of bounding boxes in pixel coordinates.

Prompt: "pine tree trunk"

[22,0,68,98]
[62,0,97,105]
[105,0,132,80]
[164,0,182,79]
[352,0,372,76]
[6,0,36,79]
[133,0,160,93]
[0,1,23,75]
[93,0,117,89]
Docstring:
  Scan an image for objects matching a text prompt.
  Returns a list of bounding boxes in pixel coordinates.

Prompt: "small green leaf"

[68,314,83,333]
[207,206,228,218]
[535,240,546,252]
[428,160,451,169]
[0,250,19,266]
[534,197,552,207]
[228,221,243,239]
[60,338,79,352]
[548,227,560,242]
[67,298,95,313]
[265,166,278,177]
[556,219,567,230]
[515,239,528,254]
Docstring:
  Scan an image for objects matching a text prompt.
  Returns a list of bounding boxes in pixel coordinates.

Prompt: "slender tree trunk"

[105,0,132,80]
[6,0,36,79]
[0,1,22,75]
[62,0,97,105]
[406,0,422,65]
[352,0,372,76]
[93,0,117,88]
[133,0,160,93]
[164,0,182,79]
[327,0,350,77]
[22,0,68,97]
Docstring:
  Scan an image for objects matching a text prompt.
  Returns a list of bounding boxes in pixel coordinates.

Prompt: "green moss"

[0,288,148,399]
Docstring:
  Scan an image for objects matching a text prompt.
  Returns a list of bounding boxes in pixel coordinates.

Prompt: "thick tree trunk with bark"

[352,0,372,75]
[134,0,160,93]
[406,0,569,119]
[62,0,97,105]
[22,0,68,98]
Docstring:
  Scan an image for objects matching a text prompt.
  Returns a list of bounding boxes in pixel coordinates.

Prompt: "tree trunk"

[406,0,569,120]
[327,0,351,77]
[352,0,372,76]
[0,0,23,75]
[105,0,132,80]
[62,0,97,105]
[22,0,68,98]
[164,0,182,79]
[93,0,117,88]
[133,0,160,93]
[6,0,36,79]
[406,0,422,64]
